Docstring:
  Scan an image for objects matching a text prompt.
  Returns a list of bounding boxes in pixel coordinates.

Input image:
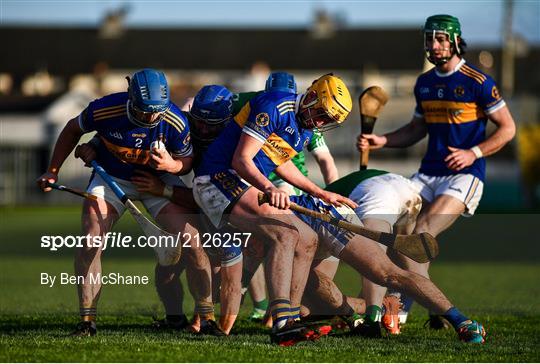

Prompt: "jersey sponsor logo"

[109,131,123,140]
[421,100,484,124]
[261,133,298,166]
[100,137,151,165]
[255,112,270,127]
[132,133,147,138]
[285,126,295,135]
[454,85,465,98]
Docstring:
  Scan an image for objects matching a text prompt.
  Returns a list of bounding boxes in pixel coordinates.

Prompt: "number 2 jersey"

[414,59,505,181]
[195,91,313,178]
[78,92,192,180]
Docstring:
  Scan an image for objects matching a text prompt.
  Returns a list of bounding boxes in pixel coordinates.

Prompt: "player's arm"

[312,149,338,184]
[219,260,243,335]
[445,106,516,171]
[231,133,290,209]
[357,115,427,152]
[131,170,198,209]
[274,160,357,208]
[149,149,193,175]
[37,117,86,191]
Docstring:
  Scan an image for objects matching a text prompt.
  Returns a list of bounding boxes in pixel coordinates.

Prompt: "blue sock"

[401,295,414,312]
[443,307,469,330]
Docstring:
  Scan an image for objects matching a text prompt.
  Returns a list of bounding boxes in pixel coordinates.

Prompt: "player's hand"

[316,190,358,209]
[356,133,387,152]
[149,147,176,173]
[74,143,97,167]
[445,146,476,171]
[264,186,290,210]
[36,171,58,192]
[131,170,165,196]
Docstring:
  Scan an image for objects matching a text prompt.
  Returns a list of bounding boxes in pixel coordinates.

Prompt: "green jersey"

[325,169,389,197]
[232,91,261,115]
[268,129,327,181]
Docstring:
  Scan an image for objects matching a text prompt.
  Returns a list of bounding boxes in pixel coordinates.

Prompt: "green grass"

[1,207,539,362]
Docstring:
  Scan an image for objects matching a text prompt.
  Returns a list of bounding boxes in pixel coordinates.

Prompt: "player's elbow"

[231,156,249,174]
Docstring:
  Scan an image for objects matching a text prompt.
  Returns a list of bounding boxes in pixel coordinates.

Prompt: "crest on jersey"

[255,112,270,127]
[183,134,191,145]
[454,85,465,98]
[491,86,500,100]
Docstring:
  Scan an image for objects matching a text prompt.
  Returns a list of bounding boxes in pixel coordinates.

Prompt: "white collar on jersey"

[435,58,466,77]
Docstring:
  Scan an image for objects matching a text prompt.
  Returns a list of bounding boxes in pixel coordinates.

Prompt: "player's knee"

[296,229,318,256]
[154,263,181,286]
[269,226,299,247]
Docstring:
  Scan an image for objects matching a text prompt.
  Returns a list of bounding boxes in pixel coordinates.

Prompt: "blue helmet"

[265,72,297,94]
[189,85,233,144]
[127,68,170,127]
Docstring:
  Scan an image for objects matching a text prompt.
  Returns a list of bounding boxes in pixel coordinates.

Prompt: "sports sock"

[270,298,291,330]
[442,307,470,330]
[80,307,96,322]
[254,298,268,311]
[195,301,215,321]
[290,306,301,321]
[365,305,382,323]
[401,295,414,312]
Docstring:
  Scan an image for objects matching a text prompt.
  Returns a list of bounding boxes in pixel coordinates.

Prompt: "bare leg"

[229,188,317,329]
[360,218,391,310]
[156,203,214,327]
[76,197,119,321]
[340,235,453,315]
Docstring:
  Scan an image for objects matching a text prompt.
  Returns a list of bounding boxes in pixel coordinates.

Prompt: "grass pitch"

[1,206,539,362]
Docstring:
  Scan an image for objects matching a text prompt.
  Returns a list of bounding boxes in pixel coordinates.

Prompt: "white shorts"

[410,172,483,216]
[87,172,186,219]
[192,170,251,229]
[317,204,363,260]
[350,173,422,228]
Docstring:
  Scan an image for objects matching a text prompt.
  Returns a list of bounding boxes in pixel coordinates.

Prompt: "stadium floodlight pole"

[358,86,389,170]
[258,192,438,264]
[46,181,98,200]
[90,160,181,266]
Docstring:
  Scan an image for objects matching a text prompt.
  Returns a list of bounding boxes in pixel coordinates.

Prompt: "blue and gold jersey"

[414,59,505,181]
[78,92,192,180]
[195,91,313,177]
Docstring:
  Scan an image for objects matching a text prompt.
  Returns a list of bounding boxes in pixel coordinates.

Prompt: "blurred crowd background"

[1,0,538,210]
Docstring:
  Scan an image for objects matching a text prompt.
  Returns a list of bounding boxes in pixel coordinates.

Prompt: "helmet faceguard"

[188,85,233,145]
[127,69,170,128]
[297,74,352,132]
[423,14,462,66]
[265,72,297,93]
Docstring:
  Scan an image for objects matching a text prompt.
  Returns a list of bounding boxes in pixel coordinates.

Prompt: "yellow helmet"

[298,73,352,131]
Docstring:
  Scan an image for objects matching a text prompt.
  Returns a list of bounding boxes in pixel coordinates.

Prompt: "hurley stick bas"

[359,86,389,170]
[258,192,438,263]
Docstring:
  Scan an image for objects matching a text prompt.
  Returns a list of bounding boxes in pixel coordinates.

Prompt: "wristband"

[470,146,483,159]
[163,184,174,199]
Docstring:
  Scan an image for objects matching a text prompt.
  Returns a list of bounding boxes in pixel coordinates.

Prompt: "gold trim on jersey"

[100,136,150,165]
[261,133,297,166]
[93,104,125,115]
[163,112,186,134]
[234,103,251,128]
[421,100,485,124]
[459,65,486,84]
[94,111,127,121]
